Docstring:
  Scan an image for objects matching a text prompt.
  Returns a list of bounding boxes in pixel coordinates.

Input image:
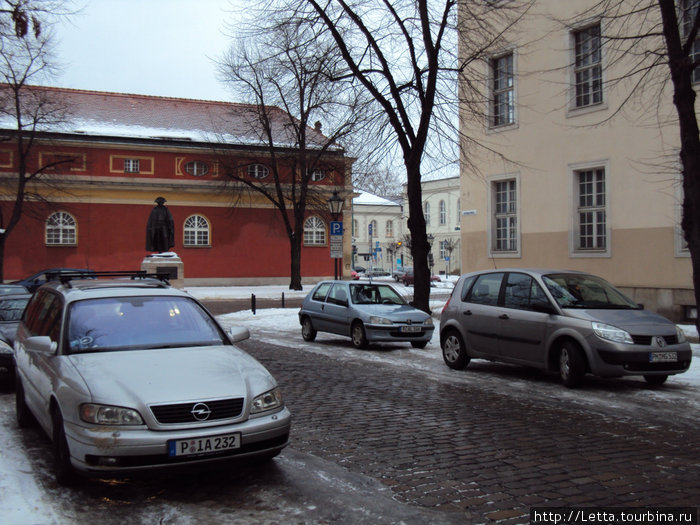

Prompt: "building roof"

[0,85,337,150]
[353,190,401,207]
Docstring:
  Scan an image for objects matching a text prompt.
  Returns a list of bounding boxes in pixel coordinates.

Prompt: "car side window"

[459,276,476,302]
[467,273,504,306]
[327,284,348,305]
[312,283,332,302]
[24,291,62,341]
[503,273,551,311]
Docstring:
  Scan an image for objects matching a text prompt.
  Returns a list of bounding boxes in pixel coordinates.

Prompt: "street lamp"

[328,190,344,279]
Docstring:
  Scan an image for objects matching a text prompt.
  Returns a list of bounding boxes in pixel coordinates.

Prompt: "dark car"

[13,268,95,293]
[0,293,31,388]
[392,267,412,281]
[401,269,441,286]
[439,269,692,388]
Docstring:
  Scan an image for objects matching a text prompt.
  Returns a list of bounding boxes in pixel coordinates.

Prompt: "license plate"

[400,325,422,333]
[168,432,241,457]
[649,351,677,363]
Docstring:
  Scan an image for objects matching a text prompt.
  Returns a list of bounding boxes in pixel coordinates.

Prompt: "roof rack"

[45,270,171,288]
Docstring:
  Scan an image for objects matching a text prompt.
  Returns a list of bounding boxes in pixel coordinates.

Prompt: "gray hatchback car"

[439,269,692,387]
[299,280,434,349]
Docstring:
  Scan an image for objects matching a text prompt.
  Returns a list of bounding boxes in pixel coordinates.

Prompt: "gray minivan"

[439,269,692,387]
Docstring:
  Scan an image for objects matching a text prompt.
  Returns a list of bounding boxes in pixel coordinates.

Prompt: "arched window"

[386,220,393,238]
[248,164,269,179]
[183,215,210,246]
[46,211,77,245]
[370,220,377,237]
[424,202,431,225]
[303,216,326,245]
[439,200,447,225]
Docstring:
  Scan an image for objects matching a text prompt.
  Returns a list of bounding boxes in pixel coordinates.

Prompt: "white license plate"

[649,351,677,363]
[400,325,422,333]
[168,432,241,457]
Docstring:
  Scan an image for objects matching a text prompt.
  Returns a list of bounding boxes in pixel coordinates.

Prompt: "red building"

[0,87,352,284]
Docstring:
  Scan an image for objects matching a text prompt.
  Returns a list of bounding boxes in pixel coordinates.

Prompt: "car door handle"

[463,310,472,316]
[499,314,509,320]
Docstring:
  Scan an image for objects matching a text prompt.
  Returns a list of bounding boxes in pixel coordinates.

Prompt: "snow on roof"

[0,85,339,150]
[353,190,401,207]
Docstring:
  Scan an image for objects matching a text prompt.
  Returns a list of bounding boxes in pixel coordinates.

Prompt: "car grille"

[631,334,679,346]
[150,398,244,424]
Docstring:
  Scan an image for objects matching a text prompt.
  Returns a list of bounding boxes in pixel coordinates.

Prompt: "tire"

[301,317,317,342]
[644,374,668,386]
[15,380,34,428]
[52,409,79,486]
[351,322,368,349]
[558,341,586,388]
[441,330,470,370]
[411,341,428,349]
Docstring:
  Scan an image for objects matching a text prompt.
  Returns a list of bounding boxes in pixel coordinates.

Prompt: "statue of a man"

[146,196,175,253]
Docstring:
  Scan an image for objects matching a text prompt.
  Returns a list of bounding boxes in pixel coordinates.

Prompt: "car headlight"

[369,316,393,325]
[0,340,12,354]
[80,404,144,425]
[251,387,283,414]
[592,322,633,344]
[424,317,434,326]
[676,326,687,344]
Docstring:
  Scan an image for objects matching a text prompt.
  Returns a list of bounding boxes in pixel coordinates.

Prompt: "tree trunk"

[289,231,303,290]
[405,161,431,313]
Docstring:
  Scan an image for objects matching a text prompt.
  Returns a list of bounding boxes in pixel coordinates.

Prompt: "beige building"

[419,176,462,276]
[459,1,694,320]
[351,191,404,272]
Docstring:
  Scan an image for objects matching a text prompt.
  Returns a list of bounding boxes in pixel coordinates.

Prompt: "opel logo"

[191,402,212,421]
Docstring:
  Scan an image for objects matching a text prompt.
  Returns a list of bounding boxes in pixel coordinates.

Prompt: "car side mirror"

[228,326,250,343]
[25,336,57,354]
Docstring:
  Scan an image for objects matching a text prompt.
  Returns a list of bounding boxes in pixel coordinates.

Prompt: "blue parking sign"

[330,221,343,236]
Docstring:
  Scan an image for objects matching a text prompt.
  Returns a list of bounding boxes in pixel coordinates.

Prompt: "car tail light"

[441,296,451,314]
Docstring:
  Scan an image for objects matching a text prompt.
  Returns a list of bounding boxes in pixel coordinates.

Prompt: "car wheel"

[301,317,317,342]
[644,374,668,386]
[402,279,409,286]
[411,341,428,349]
[16,379,34,428]
[558,341,586,388]
[52,409,79,486]
[441,330,470,369]
[351,322,368,349]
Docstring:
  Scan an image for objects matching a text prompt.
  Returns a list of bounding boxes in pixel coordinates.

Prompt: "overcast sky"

[50,0,240,101]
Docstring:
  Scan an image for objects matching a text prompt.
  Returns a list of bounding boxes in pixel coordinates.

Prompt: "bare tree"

[271,0,532,312]
[0,1,72,281]
[220,16,371,290]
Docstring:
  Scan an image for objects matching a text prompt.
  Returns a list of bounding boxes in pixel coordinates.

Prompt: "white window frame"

[185,161,209,177]
[310,169,326,182]
[248,164,269,179]
[124,158,140,173]
[303,216,326,246]
[183,214,211,247]
[424,201,430,226]
[490,51,516,128]
[487,173,521,258]
[569,22,605,113]
[46,211,77,246]
[569,161,611,257]
[439,200,447,225]
[386,220,393,238]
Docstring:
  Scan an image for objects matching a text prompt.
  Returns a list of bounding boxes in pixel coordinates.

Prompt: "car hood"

[564,308,677,335]
[360,304,431,323]
[67,345,276,405]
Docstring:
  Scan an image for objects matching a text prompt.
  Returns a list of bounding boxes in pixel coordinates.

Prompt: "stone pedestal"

[141,252,184,289]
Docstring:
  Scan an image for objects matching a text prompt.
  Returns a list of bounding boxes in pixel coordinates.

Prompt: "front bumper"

[365,324,434,344]
[590,341,692,377]
[64,406,292,474]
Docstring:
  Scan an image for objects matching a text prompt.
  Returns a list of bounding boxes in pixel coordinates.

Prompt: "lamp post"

[328,190,344,280]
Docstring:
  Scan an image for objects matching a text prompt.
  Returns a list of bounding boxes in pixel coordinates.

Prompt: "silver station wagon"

[299,280,434,349]
[14,271,291,484]
[440,269,692,387]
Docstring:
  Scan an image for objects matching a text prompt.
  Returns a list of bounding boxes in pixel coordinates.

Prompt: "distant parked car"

[439,269,692,388]
[392,267,412,282]
[14,271,291,484]
[0,284,29,295]
[364,268,391,278]
[401,269,441,286]
[0,293,31,388]
[352,265,366,274]
[299,280,434,349]
[12,268,95,293]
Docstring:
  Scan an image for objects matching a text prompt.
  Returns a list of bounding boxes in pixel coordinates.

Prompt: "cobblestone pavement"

[240,339,700,524]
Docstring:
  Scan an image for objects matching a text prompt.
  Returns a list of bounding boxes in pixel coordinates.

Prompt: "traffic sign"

[330,221,343,236]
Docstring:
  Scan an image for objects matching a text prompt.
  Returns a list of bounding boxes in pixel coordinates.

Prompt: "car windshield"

[350,284,406,305]
[543,273,640,309]
[67,296,227,353]
[0,297,29,321]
